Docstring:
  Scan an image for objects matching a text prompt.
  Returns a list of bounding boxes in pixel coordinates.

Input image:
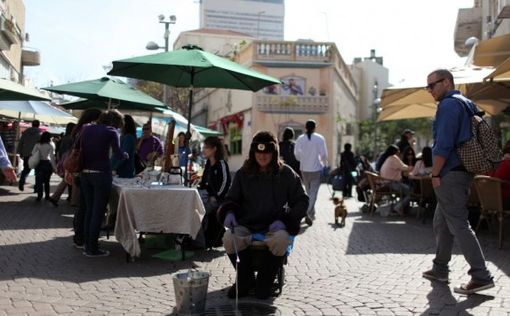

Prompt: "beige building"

[351,50,390,121]
[0,0,39,84]
[175,30,358,171]
[454,0,510,56]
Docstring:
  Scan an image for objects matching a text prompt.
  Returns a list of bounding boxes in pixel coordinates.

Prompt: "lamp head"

[158,14,165,21]
[169,15,177,23]
[146,41,160,50]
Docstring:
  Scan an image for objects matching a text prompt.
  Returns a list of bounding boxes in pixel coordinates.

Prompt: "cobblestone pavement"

[0,176,509,315]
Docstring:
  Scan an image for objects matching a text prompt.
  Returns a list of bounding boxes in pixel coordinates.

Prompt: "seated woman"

[217,131,309,300]
[410,146,433,178]
[196,136,231,248]
[379,144,413,215]
[488,141,510,209]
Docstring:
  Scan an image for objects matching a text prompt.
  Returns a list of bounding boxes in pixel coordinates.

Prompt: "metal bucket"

[172,270,210,315]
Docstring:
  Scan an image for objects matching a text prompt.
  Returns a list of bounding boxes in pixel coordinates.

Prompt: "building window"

[229,125,242,155]
[345,123,353,136]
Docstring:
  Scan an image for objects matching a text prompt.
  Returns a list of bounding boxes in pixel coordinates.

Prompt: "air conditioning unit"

[498,0,510,19]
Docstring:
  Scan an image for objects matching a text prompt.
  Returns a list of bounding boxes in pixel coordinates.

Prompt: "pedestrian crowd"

[0,67,504,298]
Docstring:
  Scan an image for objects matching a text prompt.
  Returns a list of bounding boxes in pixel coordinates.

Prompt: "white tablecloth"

[112,178,206,257]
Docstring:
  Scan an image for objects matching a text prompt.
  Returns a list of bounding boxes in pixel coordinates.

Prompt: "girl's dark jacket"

[217,164,309,236]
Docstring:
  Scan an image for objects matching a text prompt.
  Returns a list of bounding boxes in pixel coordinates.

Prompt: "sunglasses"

[425,78,444,90]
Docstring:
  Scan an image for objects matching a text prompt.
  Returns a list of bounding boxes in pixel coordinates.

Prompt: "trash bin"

[172,270,210,315]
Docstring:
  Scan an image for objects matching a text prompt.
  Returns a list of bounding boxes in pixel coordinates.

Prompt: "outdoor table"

[111,178,206,259]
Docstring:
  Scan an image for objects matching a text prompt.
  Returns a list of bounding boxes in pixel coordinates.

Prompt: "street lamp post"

[372,80,380,157]
[256,11,265,39]
[146,14,177,105]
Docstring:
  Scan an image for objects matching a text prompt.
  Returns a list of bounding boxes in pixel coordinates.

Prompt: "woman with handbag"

[69,108,102,250]
[79,110,127,257]
[31,132,57,202]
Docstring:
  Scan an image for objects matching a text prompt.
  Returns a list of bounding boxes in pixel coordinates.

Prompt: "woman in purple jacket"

[79,110,127,257]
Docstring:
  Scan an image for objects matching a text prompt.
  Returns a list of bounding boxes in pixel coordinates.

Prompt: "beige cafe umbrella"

[484,57,510,81]
[472,33,510,67]
[379,67,510,121]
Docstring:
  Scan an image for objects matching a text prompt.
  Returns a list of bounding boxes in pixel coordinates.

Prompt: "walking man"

[295,119,328,226]
[18,120,41,191]
[423,69,494,294]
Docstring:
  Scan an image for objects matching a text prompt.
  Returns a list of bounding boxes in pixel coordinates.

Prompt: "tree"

[357,118,433,160]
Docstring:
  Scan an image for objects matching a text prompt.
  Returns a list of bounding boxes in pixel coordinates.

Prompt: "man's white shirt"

[294,133,328,172]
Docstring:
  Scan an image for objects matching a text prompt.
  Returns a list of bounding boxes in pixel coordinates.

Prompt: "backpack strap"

[449,94,484,117]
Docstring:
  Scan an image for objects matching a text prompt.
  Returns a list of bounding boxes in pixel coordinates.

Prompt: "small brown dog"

[331,197,347,227]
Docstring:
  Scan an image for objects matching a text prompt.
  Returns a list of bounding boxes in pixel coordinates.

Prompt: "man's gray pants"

[301,171,321,220]
[432,171,492,283]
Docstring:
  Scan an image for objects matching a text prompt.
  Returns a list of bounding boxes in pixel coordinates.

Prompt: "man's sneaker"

[83,249,110,257]
[453,280,495,295]
[422,269,449,283]
[73,242,84,250]
[304,216,313,226]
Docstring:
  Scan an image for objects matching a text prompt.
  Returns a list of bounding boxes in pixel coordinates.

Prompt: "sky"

[23,0,475,89]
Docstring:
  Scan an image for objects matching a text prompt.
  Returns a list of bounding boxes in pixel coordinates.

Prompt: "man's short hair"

[429,69,454,86]
[32,120,40,128]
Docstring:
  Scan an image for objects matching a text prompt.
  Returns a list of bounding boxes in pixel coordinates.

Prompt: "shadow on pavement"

[345,211,510,278]
[422,281,494,315]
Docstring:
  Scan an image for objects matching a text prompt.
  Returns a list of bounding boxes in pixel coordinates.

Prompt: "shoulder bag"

[63,135,83,173]
[28,145,41,169]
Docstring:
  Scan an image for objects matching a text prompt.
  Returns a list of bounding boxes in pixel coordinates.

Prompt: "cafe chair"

[473,175,510,249]
[249,233,295,297]
[410,177,436,222]
[365,171,402,216]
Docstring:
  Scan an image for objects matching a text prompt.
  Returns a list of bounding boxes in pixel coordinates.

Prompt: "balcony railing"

[254,41,332,63]
[256,95,329,114]
[0,13,21,50]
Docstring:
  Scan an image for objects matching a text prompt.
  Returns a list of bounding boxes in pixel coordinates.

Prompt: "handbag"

[64,136,83,173]
[28,146,40,169]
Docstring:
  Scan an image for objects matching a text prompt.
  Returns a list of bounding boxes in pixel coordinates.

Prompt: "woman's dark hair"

[375,144,399,171]
[65,122,76,136]
[97,110,124,129]
[243,130,283,175]
[402,146,416,166]
[204,136,225,161]
[305,119,316,140]
[39,131,51,144]
[421,146,433,167]
[344,143,352,152]
[282,127,294,141]
[122,115,136,136]
[72,108,102,138]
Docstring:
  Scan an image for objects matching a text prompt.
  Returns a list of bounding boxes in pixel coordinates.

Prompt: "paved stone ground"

[0,175,509,315]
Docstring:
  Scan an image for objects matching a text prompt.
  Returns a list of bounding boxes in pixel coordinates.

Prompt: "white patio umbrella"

[0,100,77,124]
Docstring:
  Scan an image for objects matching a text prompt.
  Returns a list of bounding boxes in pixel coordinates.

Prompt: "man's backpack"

[452,95,502,174]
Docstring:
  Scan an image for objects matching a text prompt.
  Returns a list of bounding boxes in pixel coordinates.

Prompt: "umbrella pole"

[183,71,194,187]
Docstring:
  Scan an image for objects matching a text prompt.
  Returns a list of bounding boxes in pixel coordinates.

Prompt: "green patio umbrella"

[0,78,50,101]
[108,45,280,132]
[60,98,167,113]
[43,77,165,111]
[108,45,280,183]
